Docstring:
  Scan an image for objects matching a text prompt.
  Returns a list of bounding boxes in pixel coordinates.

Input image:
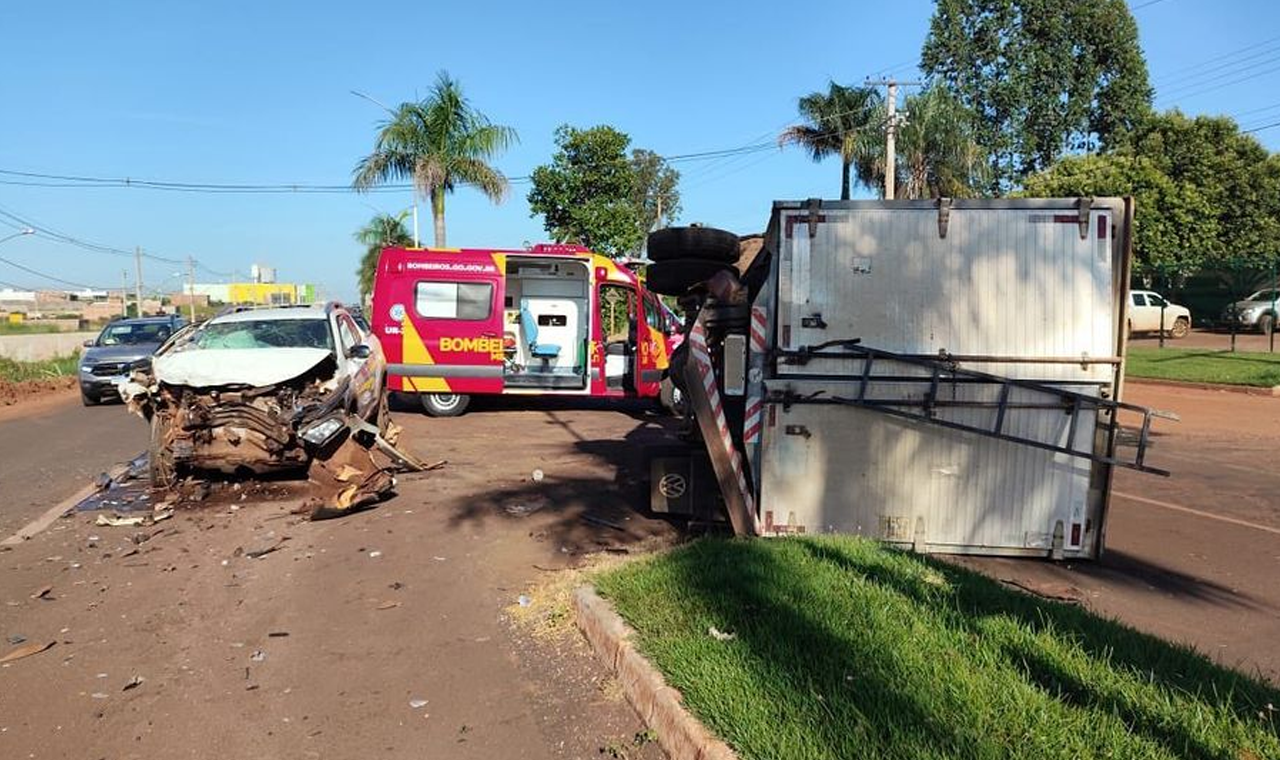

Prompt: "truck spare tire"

[647,226,741,264]
[645,259,735,296]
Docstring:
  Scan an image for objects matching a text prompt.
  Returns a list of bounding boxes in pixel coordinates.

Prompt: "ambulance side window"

[643,294,664,332]
[415,281,493,320]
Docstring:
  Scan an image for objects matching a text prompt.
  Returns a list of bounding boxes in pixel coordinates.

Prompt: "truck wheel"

[659,378,686,416]
[1170,317,1190,339]
[647,227,740,264]
[1258,314,1275,335]
[421,393,470,417]
[81,391,100,406]
[148,414,176,489]
[646,259,734,296]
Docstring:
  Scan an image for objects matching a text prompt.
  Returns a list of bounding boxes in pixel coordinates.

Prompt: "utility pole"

[134,247,144,318]
[186,255,197,323]
[121,270,129,318]
[866,78,921,200]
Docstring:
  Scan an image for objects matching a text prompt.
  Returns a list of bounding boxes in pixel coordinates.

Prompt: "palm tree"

[352,71,517,247]
[355,211,414,303]
[779,82,883,200]
[889,87,990,199]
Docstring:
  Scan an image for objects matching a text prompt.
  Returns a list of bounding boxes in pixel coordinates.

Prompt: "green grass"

[0,354,79,382]
[1127,347,1280,387]
[595,537,1280,760]
[0,322,70,335]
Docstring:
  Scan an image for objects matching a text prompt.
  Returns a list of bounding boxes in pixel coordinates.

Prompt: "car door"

[336,313,378,419]
[1130,292,1154,331]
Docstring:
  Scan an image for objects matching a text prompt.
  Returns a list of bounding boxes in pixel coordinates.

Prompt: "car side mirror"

[82,339,95,348]
[347,344,372,360]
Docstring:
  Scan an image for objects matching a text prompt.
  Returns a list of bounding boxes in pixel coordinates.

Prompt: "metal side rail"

[770,341,1177,476]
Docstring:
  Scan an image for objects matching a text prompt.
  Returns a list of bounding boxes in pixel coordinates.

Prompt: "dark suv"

[78,315,186,405]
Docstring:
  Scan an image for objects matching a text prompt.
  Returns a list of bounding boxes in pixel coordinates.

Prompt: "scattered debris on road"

[0,640,55,664]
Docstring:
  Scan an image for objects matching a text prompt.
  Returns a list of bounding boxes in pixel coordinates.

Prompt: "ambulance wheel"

[647,226,740,264]
[420,392,470,417]
[646,258,735,296]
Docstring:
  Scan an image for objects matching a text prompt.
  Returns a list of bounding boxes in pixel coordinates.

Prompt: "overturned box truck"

[649,198,1173,559]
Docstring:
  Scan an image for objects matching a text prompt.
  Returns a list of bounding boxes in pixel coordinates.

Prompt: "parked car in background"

[1128,290,1191,338]
[121,303,385,485]
[1220,289,1280,334]
[78,315,186,405]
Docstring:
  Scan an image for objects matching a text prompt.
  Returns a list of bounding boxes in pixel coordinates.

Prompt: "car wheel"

[1170,317,1190,339]
[81,391,100,406]
[647,226,740,264]
[645,259,735,296]
[421,392,470,417]
[1258,314,1275,335]
[148,414,176,489]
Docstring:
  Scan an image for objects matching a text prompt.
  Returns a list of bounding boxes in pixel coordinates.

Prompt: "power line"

[0,254,108,290]
[1154,42,1280,90]
[1157,62,1280,105]
[1131,0,1171,10]
[1243,120,1280,134]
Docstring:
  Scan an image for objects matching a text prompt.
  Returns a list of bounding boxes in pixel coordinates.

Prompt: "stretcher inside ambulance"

[372,244,681,416]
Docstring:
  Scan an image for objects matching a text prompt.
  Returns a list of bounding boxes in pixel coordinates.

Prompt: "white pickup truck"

[1128,290,1191,338]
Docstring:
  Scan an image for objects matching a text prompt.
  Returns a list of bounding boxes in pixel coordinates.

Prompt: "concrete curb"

[573,586,738,760]
[1126,376,1280,397]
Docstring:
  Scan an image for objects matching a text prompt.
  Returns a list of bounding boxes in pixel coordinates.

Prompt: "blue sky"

[1,0,1277,302]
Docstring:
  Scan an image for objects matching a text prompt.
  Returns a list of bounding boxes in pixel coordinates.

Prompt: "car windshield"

[1247,290,1279,302]
[98,322,172,346]
[193,319,332,350]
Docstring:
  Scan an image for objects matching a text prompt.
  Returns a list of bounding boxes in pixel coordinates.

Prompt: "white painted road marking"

[1114,490,1280,537]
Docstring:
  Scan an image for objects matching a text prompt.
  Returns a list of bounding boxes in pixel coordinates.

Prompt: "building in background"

[183,261,316,306]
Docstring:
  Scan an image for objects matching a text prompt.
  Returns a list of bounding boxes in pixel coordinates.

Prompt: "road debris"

[708,626,737,642]
[376,601,400,611]
[250,651,266,662]
[122,676,144,692]
[409,698,429,709]
[30,585,53,601]
[243,538,290,559]
[518,595,532,608]
[0,641,55,663]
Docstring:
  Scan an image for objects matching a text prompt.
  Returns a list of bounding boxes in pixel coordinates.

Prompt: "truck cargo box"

[721,198,1158,559]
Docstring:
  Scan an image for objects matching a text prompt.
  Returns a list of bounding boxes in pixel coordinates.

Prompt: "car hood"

[81,344,160,364]
[153,347,335,388]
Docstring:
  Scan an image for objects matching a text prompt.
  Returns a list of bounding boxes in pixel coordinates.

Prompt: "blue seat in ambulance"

[520,301,561,359]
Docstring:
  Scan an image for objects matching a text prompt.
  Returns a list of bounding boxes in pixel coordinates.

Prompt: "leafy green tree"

[352,71,517,247]
[1021,111,1280,270]
[354,212,414,302]
[528,125,645,256]
[922,0,1153,192]
[861,87,990,199]
[779,82,883,199]
[630,148,681,237]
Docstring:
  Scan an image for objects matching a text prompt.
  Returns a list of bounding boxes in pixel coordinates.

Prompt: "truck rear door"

[393,251,506,397]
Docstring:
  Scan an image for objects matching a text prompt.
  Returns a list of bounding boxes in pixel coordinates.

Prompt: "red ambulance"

[371,244,683,416]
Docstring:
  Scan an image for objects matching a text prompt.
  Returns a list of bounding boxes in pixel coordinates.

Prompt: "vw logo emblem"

[658,473,687,499]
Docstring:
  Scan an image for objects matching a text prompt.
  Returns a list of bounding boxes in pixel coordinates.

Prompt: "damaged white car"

[122,303,388,487]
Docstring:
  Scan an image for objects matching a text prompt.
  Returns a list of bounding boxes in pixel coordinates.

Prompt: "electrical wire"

[1243,120,1280,134]
[0,254,108,289]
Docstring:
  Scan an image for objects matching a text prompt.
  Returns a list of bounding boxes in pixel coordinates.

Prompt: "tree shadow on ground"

[800,540,1280,733]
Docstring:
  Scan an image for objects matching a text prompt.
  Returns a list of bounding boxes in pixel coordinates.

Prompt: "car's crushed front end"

[125,347,349,479]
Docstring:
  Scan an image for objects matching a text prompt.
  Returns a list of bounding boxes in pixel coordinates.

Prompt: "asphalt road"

[0,395,676,760]
[1131,326,1280,353]
[0,395,146,540]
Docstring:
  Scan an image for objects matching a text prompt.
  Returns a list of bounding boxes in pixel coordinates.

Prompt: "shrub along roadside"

[595,537,1279,760]
[0,354,79,383]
